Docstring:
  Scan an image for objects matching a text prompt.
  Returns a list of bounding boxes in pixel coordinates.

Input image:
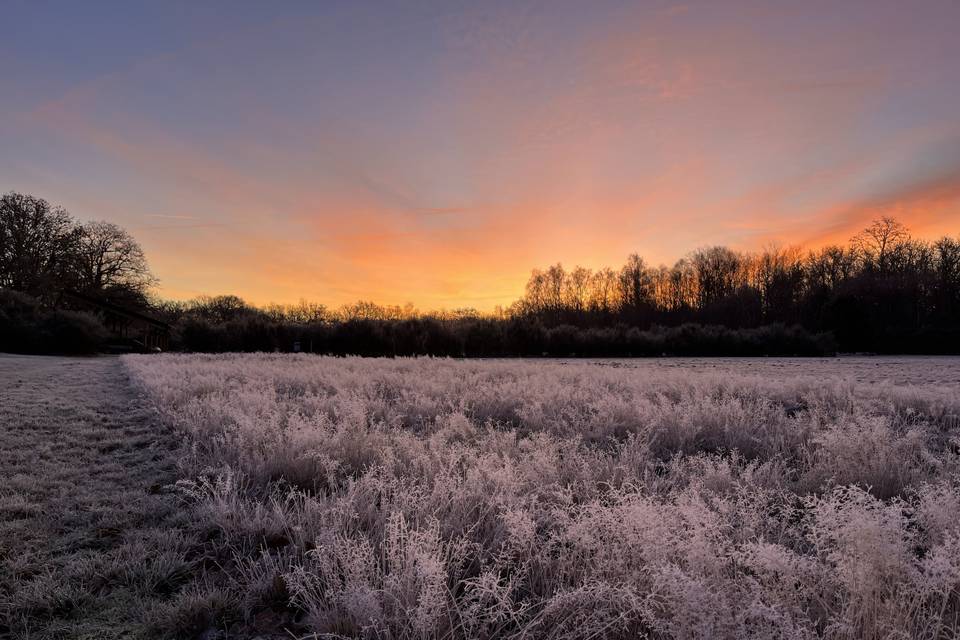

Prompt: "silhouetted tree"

[6,191,959,356]
[508,217,960,353]
[74,220,155,296]
[589,267,619,314]
[566,266,592,317]
[618,254,654,321]
[263,299,328,324]
[188,295,256,323]
[0,192,81,299]
[853,216,909,274]
[755,246,803,323]
[691,246,745,315]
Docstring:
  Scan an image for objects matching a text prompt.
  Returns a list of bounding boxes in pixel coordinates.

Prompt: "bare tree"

[544,264,566,314]
[589,267,619,313]
[75,221,156,295]
[668,258,697,310]
[264,299,328,323]
[754,245,804,320]
[522,268,548,314]
[189,294,255,323]
[935,237,960,285]
[934,237,960,317]
[852,217,909,274]
[565,266,592,314]
[691,246,743,309]
[805,246,857,291]
[618,254,653,311]
[336,300,415,321]
[0,192,81,298]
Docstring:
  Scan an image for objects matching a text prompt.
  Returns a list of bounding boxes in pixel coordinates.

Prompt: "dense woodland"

[2,190,959,355]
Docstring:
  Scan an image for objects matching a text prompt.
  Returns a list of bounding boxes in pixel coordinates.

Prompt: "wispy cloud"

[6,1,960,308]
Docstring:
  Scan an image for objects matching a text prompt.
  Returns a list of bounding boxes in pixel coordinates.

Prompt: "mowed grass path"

[0,355,187,639]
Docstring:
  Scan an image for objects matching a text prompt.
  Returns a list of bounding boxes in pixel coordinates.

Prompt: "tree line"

[510,217,960,353]
[2,190,958,355]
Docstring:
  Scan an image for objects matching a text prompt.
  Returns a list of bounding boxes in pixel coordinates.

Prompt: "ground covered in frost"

[120,353,960,639]
[0,355,189,639]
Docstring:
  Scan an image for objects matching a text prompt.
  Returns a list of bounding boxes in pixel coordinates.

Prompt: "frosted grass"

[124,354,960,639]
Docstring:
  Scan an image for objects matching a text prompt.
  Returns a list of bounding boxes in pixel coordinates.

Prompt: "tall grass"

[124,354,960,639]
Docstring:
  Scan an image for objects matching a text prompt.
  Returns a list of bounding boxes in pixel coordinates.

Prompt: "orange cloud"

[800,170,960,248]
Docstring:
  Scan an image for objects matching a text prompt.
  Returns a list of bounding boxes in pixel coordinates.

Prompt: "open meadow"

[112,354,960,639]
[7,3,960,638]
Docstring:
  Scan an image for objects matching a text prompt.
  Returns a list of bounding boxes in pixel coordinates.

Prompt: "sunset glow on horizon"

[3,1,960,310]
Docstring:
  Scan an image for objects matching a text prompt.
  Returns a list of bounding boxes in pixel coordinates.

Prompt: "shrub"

[0,288,108,354]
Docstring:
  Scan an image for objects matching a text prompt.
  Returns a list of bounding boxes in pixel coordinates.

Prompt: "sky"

[2,0,960,310]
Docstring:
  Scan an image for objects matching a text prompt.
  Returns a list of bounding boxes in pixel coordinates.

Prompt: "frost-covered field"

[553,356,960,387]
[124,354,960,639]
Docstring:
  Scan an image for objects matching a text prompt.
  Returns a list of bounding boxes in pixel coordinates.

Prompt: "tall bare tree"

[565,266,592,314]
[691,246,743,309]
[589,267,619,313]
[0,192,81,298]
[618,254,653,311]
[805,246,857,291]
[75,221,156,296]
[852,216,909,274]
[544,264,566,314]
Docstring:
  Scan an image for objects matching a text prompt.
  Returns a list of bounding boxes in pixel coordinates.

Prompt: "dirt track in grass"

[0,354,185,639]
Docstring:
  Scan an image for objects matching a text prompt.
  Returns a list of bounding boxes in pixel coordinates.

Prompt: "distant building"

[63,290,171,351]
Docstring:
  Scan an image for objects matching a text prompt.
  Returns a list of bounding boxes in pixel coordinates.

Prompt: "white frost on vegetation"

[124,354,960,639]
